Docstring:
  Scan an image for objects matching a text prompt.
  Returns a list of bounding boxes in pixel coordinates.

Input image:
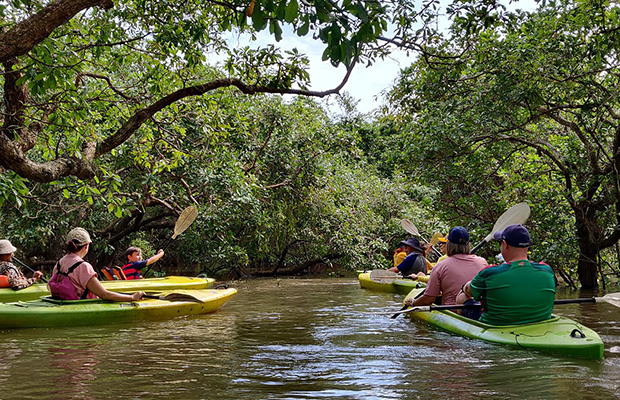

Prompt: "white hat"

[0,240,17,255]
[66,227,92,246]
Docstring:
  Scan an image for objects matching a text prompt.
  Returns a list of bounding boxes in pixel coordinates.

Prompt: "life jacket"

[0,275,10,288]
[48,261,89,300]
[122,263,142,280]
[101,266,127,281]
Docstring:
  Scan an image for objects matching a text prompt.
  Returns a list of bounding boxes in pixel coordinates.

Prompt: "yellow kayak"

[0,288,236,329]
[0,276,215,303]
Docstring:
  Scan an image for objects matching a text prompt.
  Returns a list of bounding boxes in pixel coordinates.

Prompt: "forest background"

[2,0,620,289]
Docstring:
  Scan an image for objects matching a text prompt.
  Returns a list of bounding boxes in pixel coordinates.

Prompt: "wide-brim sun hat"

[399,237,424,252]
[0,240,17,255]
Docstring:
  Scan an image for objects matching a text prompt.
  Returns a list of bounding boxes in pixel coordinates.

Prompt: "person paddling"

[122,246,164,280]
[48,228,144,301]
[388,237,428,277]
[459,224,556,325]
[405,227,488,307]
[0,239,44,290]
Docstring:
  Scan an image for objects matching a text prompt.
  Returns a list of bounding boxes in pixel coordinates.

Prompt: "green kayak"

[0,276,215,303]
[358,271,425,295]
[402,288,604,359]
[0,288,236,329]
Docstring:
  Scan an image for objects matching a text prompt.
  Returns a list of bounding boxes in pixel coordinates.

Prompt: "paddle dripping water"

[0,278,618,399]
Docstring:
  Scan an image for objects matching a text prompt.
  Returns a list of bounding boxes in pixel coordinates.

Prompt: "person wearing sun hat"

[49,228,145,302]
[0,239,44,290]
[405,226,488,308]
[460,224,556,325]
[388,237,428,277]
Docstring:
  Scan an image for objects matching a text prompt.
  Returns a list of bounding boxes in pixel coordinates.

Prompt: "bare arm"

[86,276,144,301]
[405,294,436,307]
[146,249,164,266]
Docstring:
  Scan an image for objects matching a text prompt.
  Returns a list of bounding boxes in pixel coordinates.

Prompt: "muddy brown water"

[0,278,618,399]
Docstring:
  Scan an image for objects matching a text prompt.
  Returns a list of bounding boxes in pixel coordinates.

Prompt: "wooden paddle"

[399,219,443,257]
[12,256,48,283]
[470,202,531,254]
[122,292,205,303]
[161,205,198,251]
[369,269,408,283]
[142,292,205,303]
[141,206,198,278]
[388,292,620,316]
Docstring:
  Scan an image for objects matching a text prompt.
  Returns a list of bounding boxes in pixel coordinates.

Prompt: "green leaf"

[285,0,298,23]
[252,8,268,31]
[297,18,310,36]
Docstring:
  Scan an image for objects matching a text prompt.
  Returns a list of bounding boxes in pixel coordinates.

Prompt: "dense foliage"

[386,0,620,287]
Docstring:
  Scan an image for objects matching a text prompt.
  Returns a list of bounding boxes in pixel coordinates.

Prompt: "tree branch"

[0,0,114,63]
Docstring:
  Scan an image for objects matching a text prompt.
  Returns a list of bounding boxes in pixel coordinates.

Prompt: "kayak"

[0,276,216,303]
[402,288,604,360]
[358,272,425,295]
[0,288,237,329]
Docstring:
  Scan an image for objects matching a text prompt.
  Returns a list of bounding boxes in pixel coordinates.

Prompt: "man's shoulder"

[476,262,511,277]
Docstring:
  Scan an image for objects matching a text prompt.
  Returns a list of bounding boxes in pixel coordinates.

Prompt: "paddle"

[141,206,198,278]
[161,205,198,251]
[470,202,531,254]
[12,256,48,283]
[388,292,620,316]
[122,292,205,303]
[369,269,416,283]
[399,219,443,257]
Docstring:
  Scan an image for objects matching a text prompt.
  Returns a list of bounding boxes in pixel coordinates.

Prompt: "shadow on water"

[0,278,618,400]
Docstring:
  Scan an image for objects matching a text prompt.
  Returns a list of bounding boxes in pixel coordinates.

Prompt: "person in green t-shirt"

[460,224,556,325]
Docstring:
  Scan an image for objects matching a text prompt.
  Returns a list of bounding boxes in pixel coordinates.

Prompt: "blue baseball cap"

[493,224,531,248]
[448,226,470,245]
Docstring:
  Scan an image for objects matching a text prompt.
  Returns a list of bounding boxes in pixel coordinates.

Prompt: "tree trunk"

[575,212,600,288]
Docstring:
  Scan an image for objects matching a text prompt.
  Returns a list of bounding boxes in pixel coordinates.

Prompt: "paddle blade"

[598,292,620,308]
[143,292,204,303]
[484,202,531,242]
[430,232,444,246]
[400,219,420,237]
[171,206,198,239]
[369,269,400,283]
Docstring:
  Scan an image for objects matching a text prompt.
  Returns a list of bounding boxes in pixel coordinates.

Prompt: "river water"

[0,278,619,400]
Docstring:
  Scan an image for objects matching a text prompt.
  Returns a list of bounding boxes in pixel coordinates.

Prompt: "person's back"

[467,224,556,325]
[427,253,487,305]
[471,259,555,325]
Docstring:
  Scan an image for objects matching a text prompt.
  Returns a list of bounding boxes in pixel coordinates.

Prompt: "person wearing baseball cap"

[460,224,556,325]
[0,239,44,290]
[49,228,145,302]
[388,237,428,277]
[405,226,488,308]
[431,234,449,266]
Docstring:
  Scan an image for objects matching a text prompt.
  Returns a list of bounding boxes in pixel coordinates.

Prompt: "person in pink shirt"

[49,228,144,301]
[405,226,487,307]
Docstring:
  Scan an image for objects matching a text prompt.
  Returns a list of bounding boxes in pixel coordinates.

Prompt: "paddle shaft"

[392,297,606,316]
[12,257,48,283]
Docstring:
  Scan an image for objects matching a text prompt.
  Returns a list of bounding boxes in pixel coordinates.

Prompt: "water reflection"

[0,278,617,400]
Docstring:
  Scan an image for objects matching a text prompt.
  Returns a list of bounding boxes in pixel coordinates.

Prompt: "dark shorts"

[462,299,482,320]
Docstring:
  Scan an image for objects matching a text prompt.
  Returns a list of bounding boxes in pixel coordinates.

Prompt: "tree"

[388,0,620,287]
[0,0,448,182]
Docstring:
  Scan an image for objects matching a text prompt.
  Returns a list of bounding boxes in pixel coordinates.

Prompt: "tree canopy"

[387,0,620,287]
